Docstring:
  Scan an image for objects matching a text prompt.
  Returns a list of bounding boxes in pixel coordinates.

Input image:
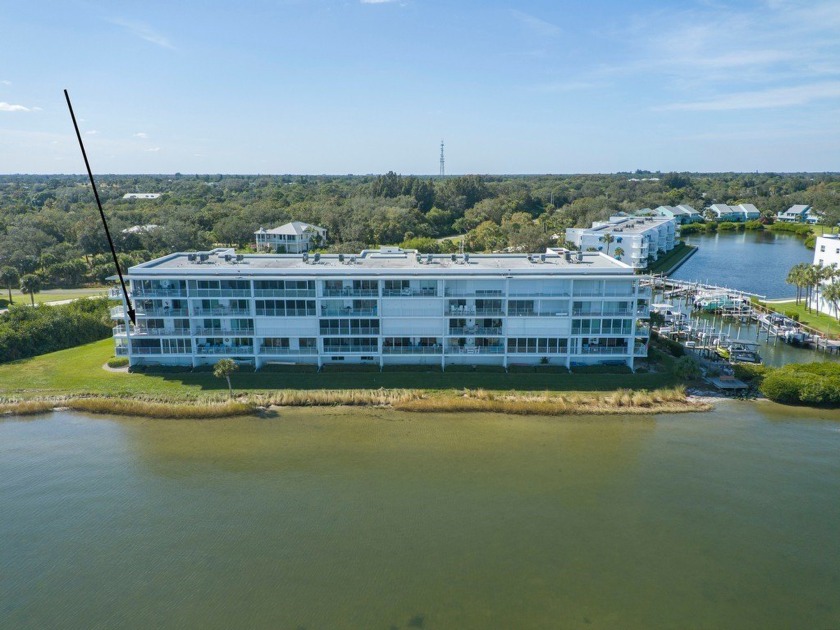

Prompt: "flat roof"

[576,216,674,235]
[128,248,634,277]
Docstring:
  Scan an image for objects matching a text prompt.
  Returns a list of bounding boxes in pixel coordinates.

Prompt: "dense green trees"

[0,172,837,294]
[0,298,112,363]
[19,274,42,306]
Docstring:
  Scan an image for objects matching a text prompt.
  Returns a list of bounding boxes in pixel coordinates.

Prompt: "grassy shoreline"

[0,386,710,419]
[0,339,712,418]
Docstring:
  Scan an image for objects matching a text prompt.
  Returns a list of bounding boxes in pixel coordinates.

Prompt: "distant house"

[254,221,327,253]
[654,205,703,224]
[121,224,160,235]
[123,193,161,200]
[707,203,760,222]
[776,204,820,224]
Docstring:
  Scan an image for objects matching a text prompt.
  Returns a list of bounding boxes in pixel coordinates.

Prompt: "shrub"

[717,221,741,231]
[107,357,129,368]
[673,355,701,380]
[759,362,840,406]
[744,220,765,230]
[732,363,767,383]
[679,224,704,235]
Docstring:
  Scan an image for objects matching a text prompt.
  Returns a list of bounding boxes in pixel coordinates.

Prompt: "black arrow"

[64,89,135,325]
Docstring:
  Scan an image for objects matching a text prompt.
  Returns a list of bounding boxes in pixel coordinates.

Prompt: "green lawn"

[763,300,840,338]
[0,338,677,400]
[646,242,697,274]
[0,287,107,308]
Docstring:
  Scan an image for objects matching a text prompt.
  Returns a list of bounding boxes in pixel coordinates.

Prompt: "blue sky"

[1,0,839,174]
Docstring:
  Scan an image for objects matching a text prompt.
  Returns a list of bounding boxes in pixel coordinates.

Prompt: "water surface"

[673,231,813,298]
[2,406,839,629]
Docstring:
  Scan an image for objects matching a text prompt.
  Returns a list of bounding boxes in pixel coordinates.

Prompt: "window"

[820,245,826,252]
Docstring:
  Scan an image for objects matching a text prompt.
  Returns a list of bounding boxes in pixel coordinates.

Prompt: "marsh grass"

[64,398,253,419]
[0,400,56,416]
[393,386,704,416]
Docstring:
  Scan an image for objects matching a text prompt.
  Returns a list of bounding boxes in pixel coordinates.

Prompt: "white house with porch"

[254,222,327,253]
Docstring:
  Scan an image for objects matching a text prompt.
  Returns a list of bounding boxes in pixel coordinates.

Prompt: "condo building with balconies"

[564,215,678,270]
[109,247,651,370]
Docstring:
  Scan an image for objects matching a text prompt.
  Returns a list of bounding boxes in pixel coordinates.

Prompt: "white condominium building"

[565,215,678,269]
[810,235,840,316]
[110,247,651,370]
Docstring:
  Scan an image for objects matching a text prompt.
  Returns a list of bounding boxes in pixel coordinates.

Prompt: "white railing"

[445,346,504,354]
[320,328,379,335]
[259,347,319,355]
[322,345,379,353]
[196,345,254,355]
[382,346,443,354]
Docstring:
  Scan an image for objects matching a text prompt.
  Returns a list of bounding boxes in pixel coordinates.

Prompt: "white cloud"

[0,102,31,112]
[145,147,161,152]
[360,0,397,4]
[133,132,149,139]
[85,129,98,135]
[510,10,561,37]
[0,80,11,86]
[108,18,175,49]
[658,81,840,111]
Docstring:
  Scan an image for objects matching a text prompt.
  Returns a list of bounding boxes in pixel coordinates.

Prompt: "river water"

[2,407,839,629]
[672,231,813,299]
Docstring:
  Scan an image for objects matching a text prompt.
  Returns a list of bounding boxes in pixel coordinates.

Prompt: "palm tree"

[822,281,840,321]
[815,263,838,312]
[0,266,18,304]
[600,234,615,256]
[213,358,239,397]
[613,246,625,261]
[802,264,820,312]
[786,263,806,305]
[19,274,42,306]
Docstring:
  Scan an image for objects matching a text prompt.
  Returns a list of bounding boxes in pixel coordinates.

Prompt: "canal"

[2,407,839,629]
[671,230,813,299]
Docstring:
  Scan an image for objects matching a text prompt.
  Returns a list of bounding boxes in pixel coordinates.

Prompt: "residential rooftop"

[129,247,633,276]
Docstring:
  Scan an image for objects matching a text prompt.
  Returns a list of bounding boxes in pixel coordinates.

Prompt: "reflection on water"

[673,231,812,299]
[1,406,839,629]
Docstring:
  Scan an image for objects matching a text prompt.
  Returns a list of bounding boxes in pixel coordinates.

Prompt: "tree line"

[0,172,837,292]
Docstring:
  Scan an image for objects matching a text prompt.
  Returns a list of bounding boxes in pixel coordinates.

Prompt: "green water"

[2,405,839,629]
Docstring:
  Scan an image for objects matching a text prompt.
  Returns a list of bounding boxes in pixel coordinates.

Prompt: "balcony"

[448,327,503,336]
[572,309,602,316]
[114,326,192,337]
[445,345,504,354]
[110,306,126,319]
[322,288,379,297]
[253,289,315,298]
[602,309,633,316]
[580,346,629,355]
[259,347,319,355]
[129,347,163,355]
[383,288,438,297]
[634,344,648,356]
[135,307,190,317]
[195,327,255,337]
[322,345,379,354]
[192,308,252,317]
[131,288,186,298]
[319,307,378,317]
[383,345,443,355]
[255,308,314,317]
[507,291,570,297]
[443,289,504,297]
[115,346,128,356]
[509,309,570,317]
[108,287,123,299]
[319,327,379,335]
[196,345,254,355]
[188,289,251,298]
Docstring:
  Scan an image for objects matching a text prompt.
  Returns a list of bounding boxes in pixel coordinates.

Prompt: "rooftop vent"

[564,251,572,263]
[302,252,309,263]
[338,253,345,263]
[527,254,534,263]
[575,251,583,263]
[451,254,457,262]
[313,253,321,263]
[464,253,470,263]
[199,253,209,263]
[426,253,433,264]
[349,256,356,264]
[540,254,546,263]
[236,254,244,262]
[187,253,197,262]
[224,254,232,262]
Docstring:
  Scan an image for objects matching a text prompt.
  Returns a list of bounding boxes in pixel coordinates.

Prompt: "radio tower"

[439,140,445,177]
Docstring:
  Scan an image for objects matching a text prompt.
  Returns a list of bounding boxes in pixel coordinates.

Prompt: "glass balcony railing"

[194,327,255,336]
[322,288,379,297]
[195,345,254,355]
[322,345,379,354]
[445,346,505,354]
[192,308,252,317]
[259,347,319,355]
[253,289,315,298]
[382,346,443,354]
[319,328,379,336]
[382,288,438,297]
[580,346,629,355]
[448,327,503,336]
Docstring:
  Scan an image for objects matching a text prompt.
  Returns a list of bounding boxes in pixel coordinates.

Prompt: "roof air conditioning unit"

[339,253,345,263]
[224,254,232,262]
[426,254,433,264]
[236,254,244,262]
[314,253,321,263]
[451,254,457,262]
[302,252,309,263]
[540,254,546,263]
[187,253,197,262]
[464,253,470,263]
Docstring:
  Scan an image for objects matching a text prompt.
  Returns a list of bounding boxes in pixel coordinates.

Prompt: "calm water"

[672,231,813,299]
[2,407,840,629]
